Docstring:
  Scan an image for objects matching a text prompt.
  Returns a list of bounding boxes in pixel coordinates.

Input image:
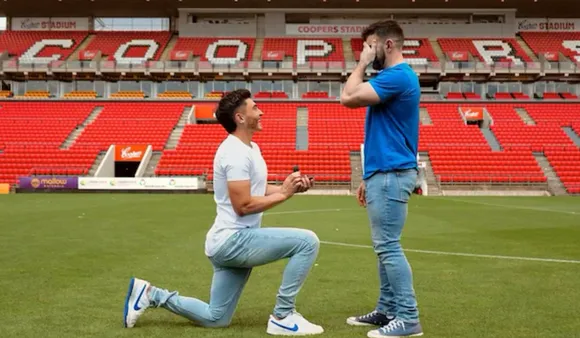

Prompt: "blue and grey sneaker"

[346,310,395,327]
[367,319,423,337]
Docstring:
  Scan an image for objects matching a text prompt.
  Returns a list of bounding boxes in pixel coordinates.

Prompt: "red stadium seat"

[84,31,171,62]
[0,31,88,62]
[263,38,344,66]
[171,38,255,65]
[352,38,438,65]
[438,38,532,65]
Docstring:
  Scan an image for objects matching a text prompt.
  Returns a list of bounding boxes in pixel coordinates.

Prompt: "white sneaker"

[266,311,324,336]
[123,277,151,328]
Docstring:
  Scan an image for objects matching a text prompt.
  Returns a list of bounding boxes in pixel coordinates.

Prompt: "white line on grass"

[263,208,580,264]
[320,240,580,264]
[444,198,579,216]
[266,208,360,216]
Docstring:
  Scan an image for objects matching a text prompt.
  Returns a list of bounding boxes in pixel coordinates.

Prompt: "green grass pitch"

[1,194,579,337]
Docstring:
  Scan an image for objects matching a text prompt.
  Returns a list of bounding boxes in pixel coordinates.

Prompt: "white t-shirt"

[204,134,268,257]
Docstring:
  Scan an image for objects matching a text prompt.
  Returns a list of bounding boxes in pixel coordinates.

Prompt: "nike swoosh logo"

[270,320,299,332]
[133,285,147,311]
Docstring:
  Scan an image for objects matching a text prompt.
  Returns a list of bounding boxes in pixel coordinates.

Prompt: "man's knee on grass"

[204,307,234,328]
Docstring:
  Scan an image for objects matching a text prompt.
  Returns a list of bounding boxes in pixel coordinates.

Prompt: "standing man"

[123,89,324,336]
[340,20,423,337]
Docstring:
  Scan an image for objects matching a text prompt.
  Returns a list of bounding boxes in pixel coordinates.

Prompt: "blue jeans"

[148,227,320,327]
[364,169,419,323]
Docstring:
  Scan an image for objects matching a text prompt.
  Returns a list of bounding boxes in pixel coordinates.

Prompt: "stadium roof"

[0,0,578,18]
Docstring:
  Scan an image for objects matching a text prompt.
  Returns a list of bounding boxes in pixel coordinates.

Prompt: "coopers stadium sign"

[286,24,369,36]
[12,17,90,31]
[517,18,580,32]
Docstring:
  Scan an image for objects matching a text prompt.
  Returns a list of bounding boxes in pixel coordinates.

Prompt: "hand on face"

[360,41,377,66]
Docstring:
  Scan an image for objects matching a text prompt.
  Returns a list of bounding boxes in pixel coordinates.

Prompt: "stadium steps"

[160,34,179,61]
[480,128,502,151]
[534,153,568,196]
[60,105,104,149]
[514,107,536,125]
[516,35,539,62]
[343,38,355,63]
[481,108,494,129]
[349,151,363,193]
[177,106,192,127]
[296,107,308,150]
[144,151,163,177]
[429,39,446,62]
[419,152,442,196]
[68,34,96,61]
[165,106,193,149]
[562,127,580,147]
[252,38,264,61]
[88,151,106,176]
[165,128,184,149]
[420,107,432,125]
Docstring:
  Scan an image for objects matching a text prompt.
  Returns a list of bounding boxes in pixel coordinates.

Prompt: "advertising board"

[18,176,78,190]
[78,177,200,190]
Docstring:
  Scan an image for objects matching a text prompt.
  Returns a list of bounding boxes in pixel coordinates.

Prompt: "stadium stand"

[421,103,547,184]
[156,103,302,181]
[254,91,289,99]
[171,37,255,63]
[446,92,483,100]
[63,91,98,99]
[0,14,578,196]
[263,38,344,65]
[110,91,146,99]
[70,102,185,151]
[351,38,438,65]
[308,104,364,149]
[83,31,171,62]
[437,38,533,64]
[519,32,580,62]
[17,90,51,99]
[158,91,193,99]
[0,31,88,62]
[0,102,98,184]
[1,95,578,192]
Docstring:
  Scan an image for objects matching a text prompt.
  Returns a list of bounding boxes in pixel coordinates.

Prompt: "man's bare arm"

[340,62,381,108]
[228,180,288,217]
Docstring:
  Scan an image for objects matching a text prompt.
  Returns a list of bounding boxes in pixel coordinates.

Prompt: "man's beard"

[372,52,385,71]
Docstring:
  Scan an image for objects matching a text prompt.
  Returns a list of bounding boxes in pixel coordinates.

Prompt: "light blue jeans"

[148,227,320,327]
[365,169,419,324]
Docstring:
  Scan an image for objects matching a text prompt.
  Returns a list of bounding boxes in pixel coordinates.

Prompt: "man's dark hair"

[215,89,252,133]
[361,20,404,48]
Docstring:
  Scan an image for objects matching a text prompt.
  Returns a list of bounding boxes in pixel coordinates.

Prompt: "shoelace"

[380,319,405,333]
[360,311,378,320]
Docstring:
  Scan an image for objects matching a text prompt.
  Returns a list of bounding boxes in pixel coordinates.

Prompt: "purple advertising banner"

[18,176,78,190]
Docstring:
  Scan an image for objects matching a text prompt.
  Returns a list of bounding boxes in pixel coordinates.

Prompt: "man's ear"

[234,109,244,124]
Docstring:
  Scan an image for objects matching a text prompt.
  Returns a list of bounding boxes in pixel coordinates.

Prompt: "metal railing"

[436,173,549,186]
[29,166,89,176]
[151,166,209,177]
[3,59,580,75]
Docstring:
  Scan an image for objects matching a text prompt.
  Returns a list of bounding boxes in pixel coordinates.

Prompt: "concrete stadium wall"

[177,11,517,37]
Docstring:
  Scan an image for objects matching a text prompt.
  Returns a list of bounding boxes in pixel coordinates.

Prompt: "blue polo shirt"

[362,62,420,180]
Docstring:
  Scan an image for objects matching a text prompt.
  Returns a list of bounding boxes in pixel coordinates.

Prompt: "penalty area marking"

[320,240,580,265]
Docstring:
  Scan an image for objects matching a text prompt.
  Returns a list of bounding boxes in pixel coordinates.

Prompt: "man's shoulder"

[216,138,251,162]
[250,141,260,149]
[375,63,417,86]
